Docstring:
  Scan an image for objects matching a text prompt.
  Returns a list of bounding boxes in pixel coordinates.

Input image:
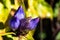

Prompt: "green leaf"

[56,32,60,40]
[2,35,13,40]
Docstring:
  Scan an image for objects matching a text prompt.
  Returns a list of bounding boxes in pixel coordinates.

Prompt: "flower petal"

[28,18,39,30]
[9,17,20,31]
[14,6,25,20]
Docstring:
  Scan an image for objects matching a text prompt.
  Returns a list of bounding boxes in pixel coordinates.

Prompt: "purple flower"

[9,6,39,31]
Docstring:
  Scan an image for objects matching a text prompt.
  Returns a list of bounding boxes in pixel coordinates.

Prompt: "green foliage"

[54,1,60,17]
[56,32,60,40]
[2,35,13,40]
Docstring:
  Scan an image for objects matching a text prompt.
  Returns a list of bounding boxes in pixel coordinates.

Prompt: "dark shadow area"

[42,18,52,40]
[45,0,59,9]
[0,22,5,29]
